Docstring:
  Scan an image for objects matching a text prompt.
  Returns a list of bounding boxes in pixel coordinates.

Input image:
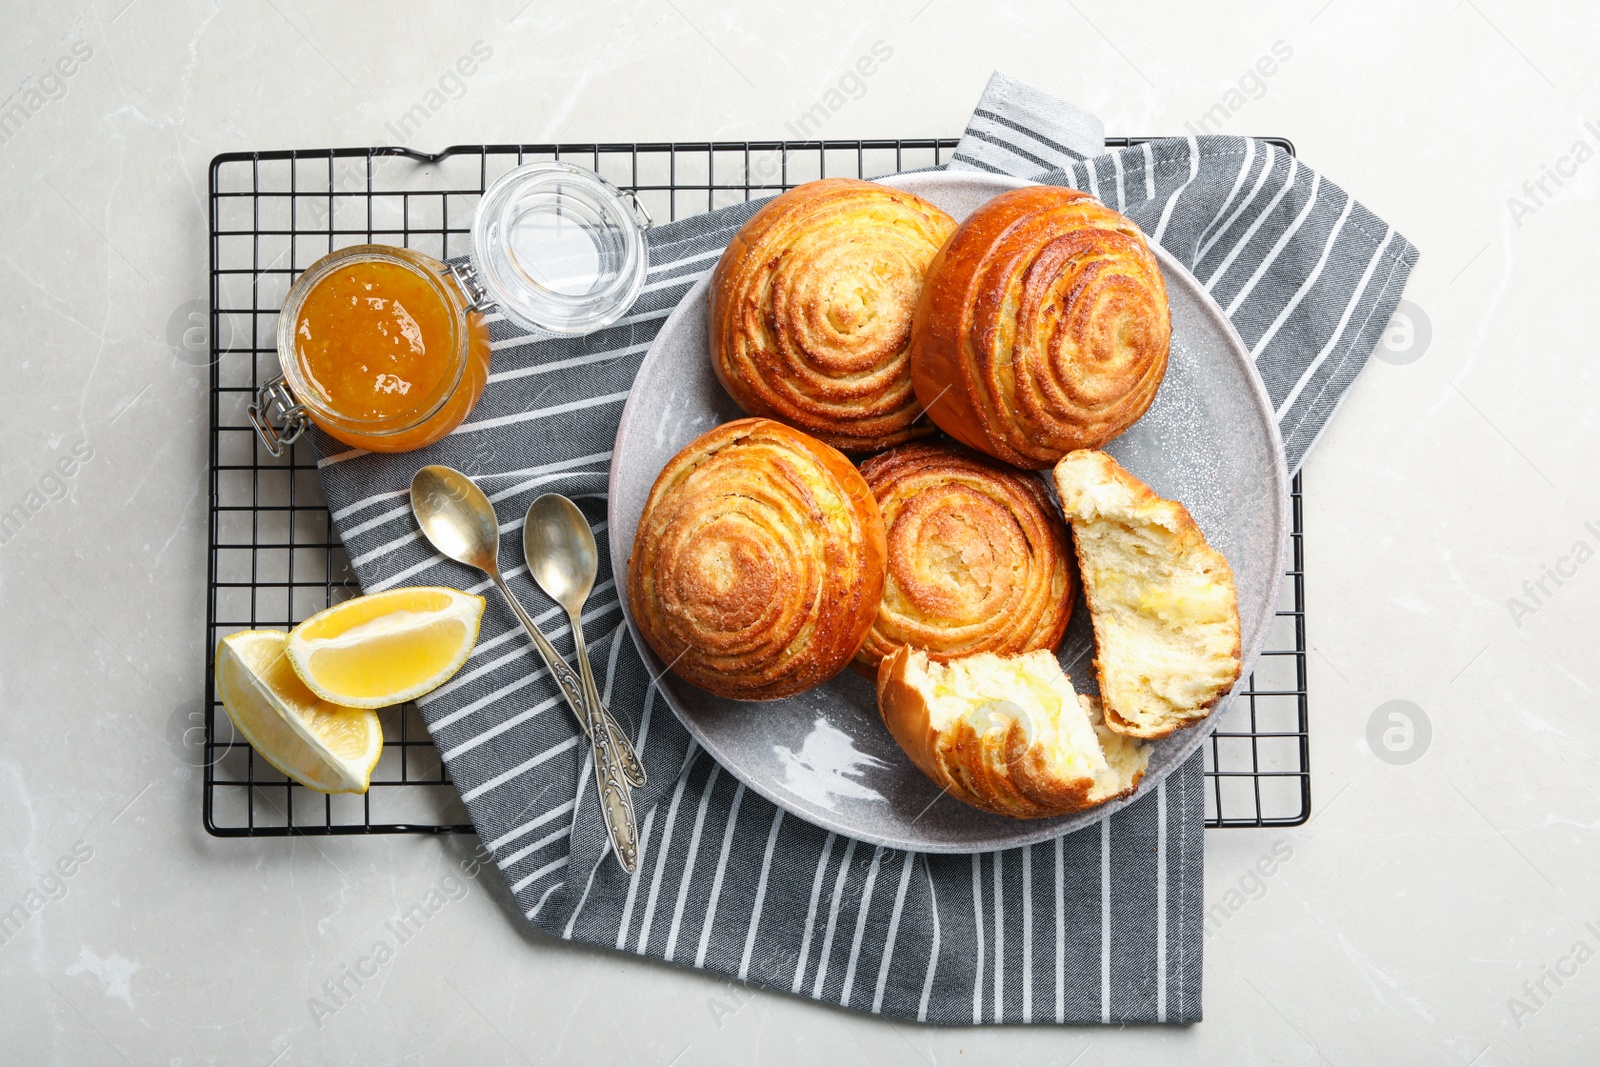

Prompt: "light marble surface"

[1,1,1595,1063]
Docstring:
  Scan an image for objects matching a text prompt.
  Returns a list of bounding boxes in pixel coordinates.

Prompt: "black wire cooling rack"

[204,137,1311,837]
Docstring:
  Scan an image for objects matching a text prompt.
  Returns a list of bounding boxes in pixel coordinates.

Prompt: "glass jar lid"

[469,161,650,337]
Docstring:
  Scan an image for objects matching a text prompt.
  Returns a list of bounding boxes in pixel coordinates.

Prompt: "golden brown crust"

[876,647,1143,819]
[909,186,1171,469]
[707,178,958,453]
[853,440,1073,673]
[1053,450,1242,740]
[628,418,887,701]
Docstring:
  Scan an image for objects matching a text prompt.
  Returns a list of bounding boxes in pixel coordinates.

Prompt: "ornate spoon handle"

[569,607,638,873]
[489,575,646,787]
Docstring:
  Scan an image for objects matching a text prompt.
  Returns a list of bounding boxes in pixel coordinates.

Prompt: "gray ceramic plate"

[608,171,1289,853]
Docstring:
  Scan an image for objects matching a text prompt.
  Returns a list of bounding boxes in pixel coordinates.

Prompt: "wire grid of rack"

[204,137,1311,837]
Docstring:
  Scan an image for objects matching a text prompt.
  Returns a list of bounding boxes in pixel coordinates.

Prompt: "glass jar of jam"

[254,244,491,454]
[249,161,651,456]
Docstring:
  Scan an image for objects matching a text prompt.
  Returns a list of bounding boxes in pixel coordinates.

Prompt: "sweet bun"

[876,646,1148,819]
[1053,449,1241,739]
[910,185,1171,469]
[854,440,1072,672]
[708,178,958,452]
[627,418,887,701]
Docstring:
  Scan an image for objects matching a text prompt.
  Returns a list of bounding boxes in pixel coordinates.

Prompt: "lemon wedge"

[215,630,383,794]
[285,586,485,709]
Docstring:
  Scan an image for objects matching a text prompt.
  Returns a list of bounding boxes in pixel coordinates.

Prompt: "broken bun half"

[876,646,1148,819]
[1053,449,1242,740]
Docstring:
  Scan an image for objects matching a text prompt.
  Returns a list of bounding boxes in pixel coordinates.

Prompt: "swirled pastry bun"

[627,418,887,701]
[877,647,1148,819]
[910,186,1170,468]
[708,178,958,452]
[854,440,1072,672]
[1053,450,1241,739]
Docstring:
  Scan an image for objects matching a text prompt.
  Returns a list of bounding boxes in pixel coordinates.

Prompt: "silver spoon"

[522,494,647,787]
[409,466,639,873]
[523,493,646,867]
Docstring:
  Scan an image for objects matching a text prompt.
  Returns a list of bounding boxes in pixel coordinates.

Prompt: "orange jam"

[281,246,491,453]
[296,261,455,421]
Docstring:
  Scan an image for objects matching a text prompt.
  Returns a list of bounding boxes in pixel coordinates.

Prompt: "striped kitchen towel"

[314,74,1416,1024]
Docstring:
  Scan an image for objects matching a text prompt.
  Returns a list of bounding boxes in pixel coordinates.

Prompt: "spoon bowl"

[524,494,599,614]
[409,465,502,574]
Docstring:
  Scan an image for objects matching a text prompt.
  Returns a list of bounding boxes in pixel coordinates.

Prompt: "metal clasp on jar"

[247,376,310,457]
[625,188,652,230]
[448,260,496,315]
